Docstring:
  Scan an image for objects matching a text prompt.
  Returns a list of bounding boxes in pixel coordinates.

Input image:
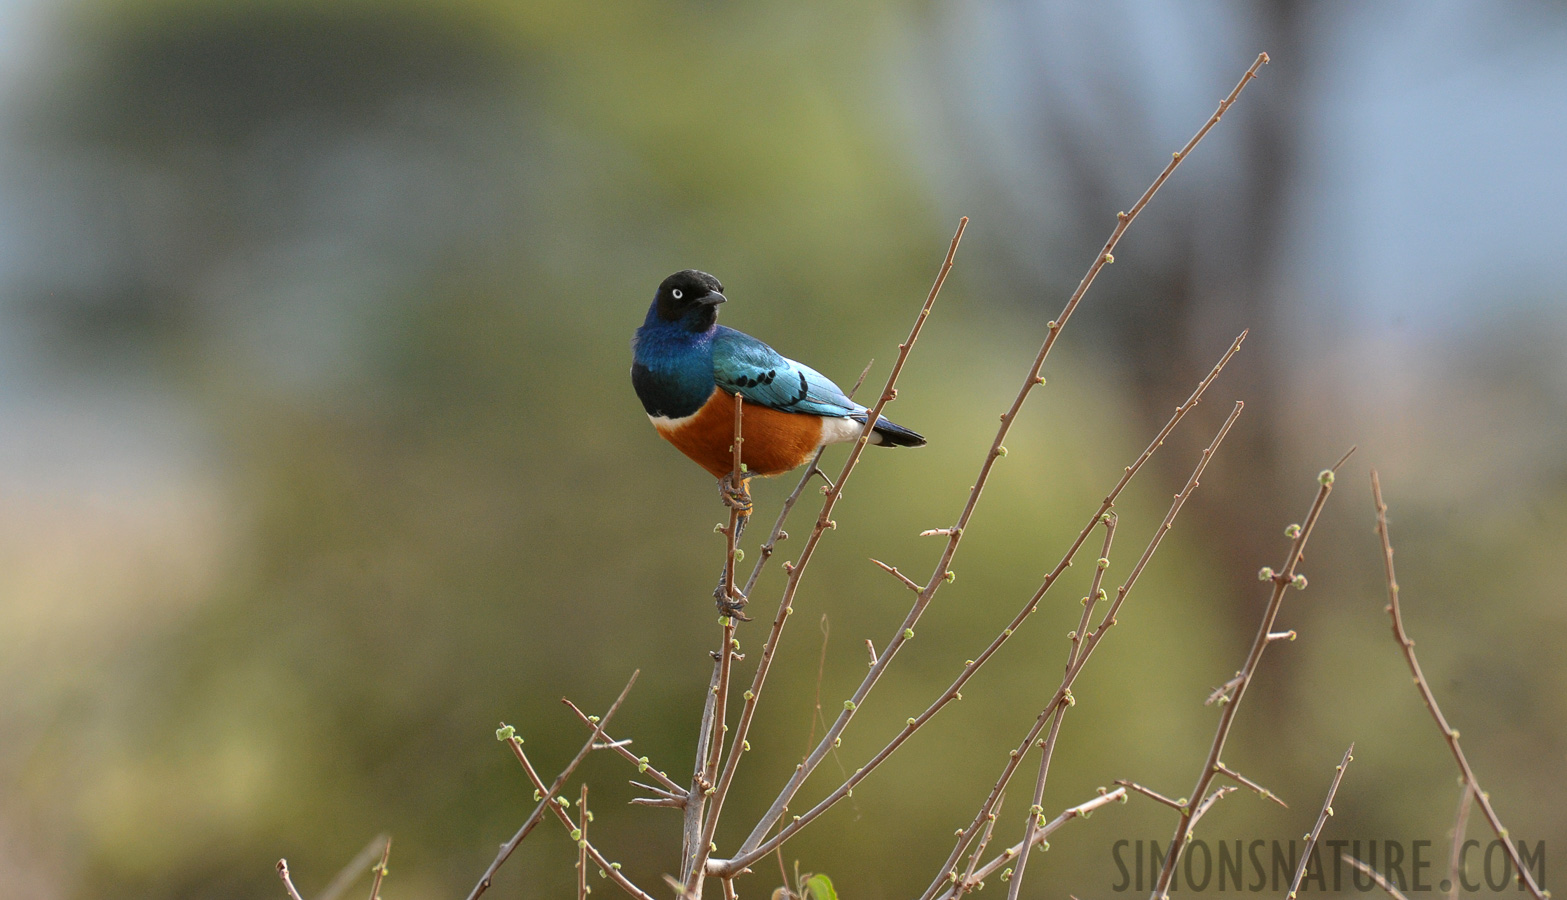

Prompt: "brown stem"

[577,786,590,900]
[1343,854,1413,900]
[1004,520,1117,900]
[917,402,1244,899]
[507,736,656,900]
[699,218,967,877]
[277,860,306,900]
[466,671,638,900]
[366,836,391,900]
[1213,763,1287,808]
[1286,745,1354,899]
[1116,781,1184,811]
[562,699,684,796]
[736,52,1267,880]
[725,330,1242,881]
[934,788,1127,899]
[316,836,394,900]
[1149,451,1353,900]
[1371,472,1546,900]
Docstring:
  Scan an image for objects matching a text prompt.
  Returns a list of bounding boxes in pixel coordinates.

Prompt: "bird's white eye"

[672,288,683,299]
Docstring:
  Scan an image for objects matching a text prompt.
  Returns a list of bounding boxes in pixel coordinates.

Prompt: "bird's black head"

[653,269,727,330]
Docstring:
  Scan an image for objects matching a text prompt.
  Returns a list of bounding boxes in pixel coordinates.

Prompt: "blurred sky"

[1,1,1565,497]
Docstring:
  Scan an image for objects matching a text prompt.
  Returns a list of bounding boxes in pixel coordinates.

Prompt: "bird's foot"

[718,471,756,515]
[713,579,752,622]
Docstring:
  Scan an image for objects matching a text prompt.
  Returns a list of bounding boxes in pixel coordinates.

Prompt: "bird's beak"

[696,291,727,306]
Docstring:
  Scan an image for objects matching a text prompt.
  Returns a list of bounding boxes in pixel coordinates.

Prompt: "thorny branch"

[1148,449,1355,900]
[681,396,748,891]
[504,732,657,900]
[1343,855,1413,900]
[366,836,391,900]
[722,51,1270,884]
[737,54,1270,865]
[687,218,968,894]
[1004,518,1118,900]
[935,788,1128,899]
[277,860,306,900]
[1285,745,1354,900]
[1372,472,1547,900]
[917,400,1245,900]
[562,699,684,797]
[466,671,638,900]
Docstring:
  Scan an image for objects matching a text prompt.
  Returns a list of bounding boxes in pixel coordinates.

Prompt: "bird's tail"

[851,413,926,448]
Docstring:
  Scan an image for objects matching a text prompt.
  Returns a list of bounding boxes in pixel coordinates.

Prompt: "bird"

[632,269,926,613]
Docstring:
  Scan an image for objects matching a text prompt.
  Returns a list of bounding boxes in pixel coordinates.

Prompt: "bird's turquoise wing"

[712,327,861,417]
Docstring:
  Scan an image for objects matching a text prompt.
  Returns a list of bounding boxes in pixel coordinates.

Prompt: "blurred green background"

[1,1,1564,898]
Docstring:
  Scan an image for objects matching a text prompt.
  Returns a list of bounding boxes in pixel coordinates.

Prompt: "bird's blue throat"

[631,308,719,419]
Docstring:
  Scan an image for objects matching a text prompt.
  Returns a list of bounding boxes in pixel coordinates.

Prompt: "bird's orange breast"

[654,389,824,479]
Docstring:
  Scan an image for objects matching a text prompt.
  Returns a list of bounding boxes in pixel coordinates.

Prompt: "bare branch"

[1189,786,1237,831]
[697,218,968,887]
[1116,781,1185,812]
[870,558,923,593]
[563,700,683,796]
[366,836,391,900]
[1150,451,1353,900]
[741,48,1265,853]
[1005,519,1118,900]
[1213,763,1287,808]
[578,786,590,900]
[506,734,657,900]
[466,671,639,900]
[1372,472,1546,900]
[277,860,306,900]
[1286,744,1354,900]
[936,789,1128,900]
[317,834,393,900]
[1343,855,1412,900]
[914,401,1245,899]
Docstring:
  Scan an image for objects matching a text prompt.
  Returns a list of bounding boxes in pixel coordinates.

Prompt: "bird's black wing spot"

[779,370,809,408]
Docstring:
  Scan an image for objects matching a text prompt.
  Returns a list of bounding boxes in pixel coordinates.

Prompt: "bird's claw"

[713,578,752,622]
[719,471,755,516]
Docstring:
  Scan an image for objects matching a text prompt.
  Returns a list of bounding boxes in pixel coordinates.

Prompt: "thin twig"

[578,786,590,900]
[913,401,1245,898]
[277,860,307,900]
[1286,744,1354,899]
[1213,763,1287,808]
[563,700,684,796]
[682,662,720,883]
[1372,472,1546,900]
[870,558,922,593]
[317,834,393,900]
[1005,518,1118,900]
[1188,786,1237,831]
[1343,855,1412,900]
[505,734,657,900]
[1116,781,1185,811]
[698,218,968,886]
[366,836,391,900]
[1149,451,1353,900]
[682,399,746,895]
[959,792,1006,891]
[466,671,639,900]
[936,789,1127,900]
[739,46,1267,859]
[724,331,1243,883]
